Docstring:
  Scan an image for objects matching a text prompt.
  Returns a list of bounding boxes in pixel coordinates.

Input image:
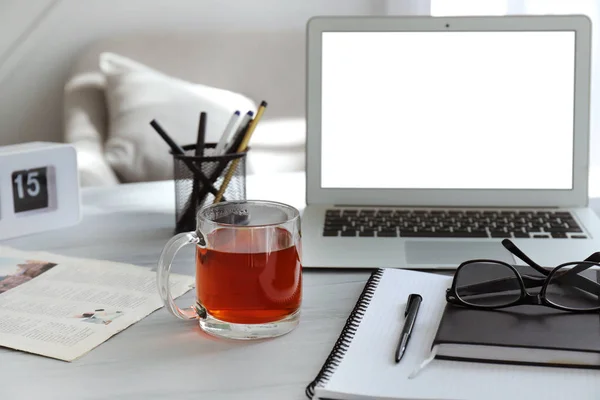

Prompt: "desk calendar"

[0,142,81,240]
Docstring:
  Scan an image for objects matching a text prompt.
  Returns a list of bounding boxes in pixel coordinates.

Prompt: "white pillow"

[99,52,256,183]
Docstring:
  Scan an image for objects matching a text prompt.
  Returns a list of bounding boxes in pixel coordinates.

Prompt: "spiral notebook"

[305,268,600,400]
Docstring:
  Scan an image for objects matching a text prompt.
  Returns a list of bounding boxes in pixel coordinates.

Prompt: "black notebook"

[433,298,600,368]
[305,268,600,400]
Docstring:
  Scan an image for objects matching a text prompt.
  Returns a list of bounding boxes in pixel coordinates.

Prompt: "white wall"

[0,0,56,62]
[1,0,426,147]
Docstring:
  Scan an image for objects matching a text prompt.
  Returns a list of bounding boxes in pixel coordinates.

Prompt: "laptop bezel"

[306,15,591,208]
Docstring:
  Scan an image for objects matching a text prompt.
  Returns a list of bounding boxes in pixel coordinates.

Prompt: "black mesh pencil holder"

[172,143,247,233]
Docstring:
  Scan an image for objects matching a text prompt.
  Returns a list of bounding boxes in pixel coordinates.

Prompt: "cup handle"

[157,231,202,320]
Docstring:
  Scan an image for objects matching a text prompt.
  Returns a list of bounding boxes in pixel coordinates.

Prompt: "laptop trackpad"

[405,241,515,265]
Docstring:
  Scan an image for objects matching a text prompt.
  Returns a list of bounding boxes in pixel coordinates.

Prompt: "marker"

[215,111,240,155]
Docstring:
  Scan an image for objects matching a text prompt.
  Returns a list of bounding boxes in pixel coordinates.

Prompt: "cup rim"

[196,199,301,228]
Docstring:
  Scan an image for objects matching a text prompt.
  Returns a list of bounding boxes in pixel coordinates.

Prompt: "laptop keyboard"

[323,209,586,239]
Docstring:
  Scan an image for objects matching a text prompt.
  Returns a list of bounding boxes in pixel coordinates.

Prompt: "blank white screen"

[321,31,575,189]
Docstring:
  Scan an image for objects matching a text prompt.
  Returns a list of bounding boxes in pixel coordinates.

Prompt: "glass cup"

[157,200,302,340]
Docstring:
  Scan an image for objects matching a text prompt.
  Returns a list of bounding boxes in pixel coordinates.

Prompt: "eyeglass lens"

[455,262,522,307]
[545,263,600,310]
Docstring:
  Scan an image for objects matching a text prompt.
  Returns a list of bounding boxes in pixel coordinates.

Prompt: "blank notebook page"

[315,268,600,400]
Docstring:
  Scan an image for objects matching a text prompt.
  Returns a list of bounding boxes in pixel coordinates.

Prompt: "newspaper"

[0,246,194,361]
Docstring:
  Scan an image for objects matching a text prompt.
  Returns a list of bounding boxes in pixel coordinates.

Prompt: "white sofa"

[63,31,306,187]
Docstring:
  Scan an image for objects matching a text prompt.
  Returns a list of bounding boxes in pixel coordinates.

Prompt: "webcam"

[445,23,450,28]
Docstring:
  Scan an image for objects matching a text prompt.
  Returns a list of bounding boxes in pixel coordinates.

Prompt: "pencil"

[149,119,220,197]
[213,101,267,203]
[196,112,207,157]
[150,119,186,155]
[186,111,208,225]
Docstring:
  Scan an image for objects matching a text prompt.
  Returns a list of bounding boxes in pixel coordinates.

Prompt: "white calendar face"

[0,142,81,240]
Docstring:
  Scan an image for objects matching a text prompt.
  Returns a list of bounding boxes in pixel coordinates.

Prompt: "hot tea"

[196,226,302,324]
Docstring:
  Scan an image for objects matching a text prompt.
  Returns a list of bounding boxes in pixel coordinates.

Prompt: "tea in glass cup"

[157,200,302,339]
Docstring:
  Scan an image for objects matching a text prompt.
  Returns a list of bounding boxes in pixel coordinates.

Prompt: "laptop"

[301,15,600,270]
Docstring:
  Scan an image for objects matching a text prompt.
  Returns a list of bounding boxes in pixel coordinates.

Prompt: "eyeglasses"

[446,239,600,312]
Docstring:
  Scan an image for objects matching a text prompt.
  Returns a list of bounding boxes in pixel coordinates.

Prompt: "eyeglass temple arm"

[455,275,544,297]
[501,239,550,276]
[560,252,600,277]
[550,252,600,296]
[502,239,600,296]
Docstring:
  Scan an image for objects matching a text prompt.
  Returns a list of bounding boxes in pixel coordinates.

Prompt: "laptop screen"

[321,31,576,190]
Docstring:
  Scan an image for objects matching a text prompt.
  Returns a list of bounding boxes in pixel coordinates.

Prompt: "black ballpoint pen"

[395,293,422,363]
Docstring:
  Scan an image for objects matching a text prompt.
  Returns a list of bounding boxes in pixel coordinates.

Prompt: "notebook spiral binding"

[305,268,384,399]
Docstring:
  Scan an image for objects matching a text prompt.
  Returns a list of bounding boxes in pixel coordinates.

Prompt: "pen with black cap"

[395,293,422,363]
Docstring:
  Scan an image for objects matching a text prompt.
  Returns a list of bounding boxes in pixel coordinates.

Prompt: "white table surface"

[3,172,600,400]
[0,172,373,400]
